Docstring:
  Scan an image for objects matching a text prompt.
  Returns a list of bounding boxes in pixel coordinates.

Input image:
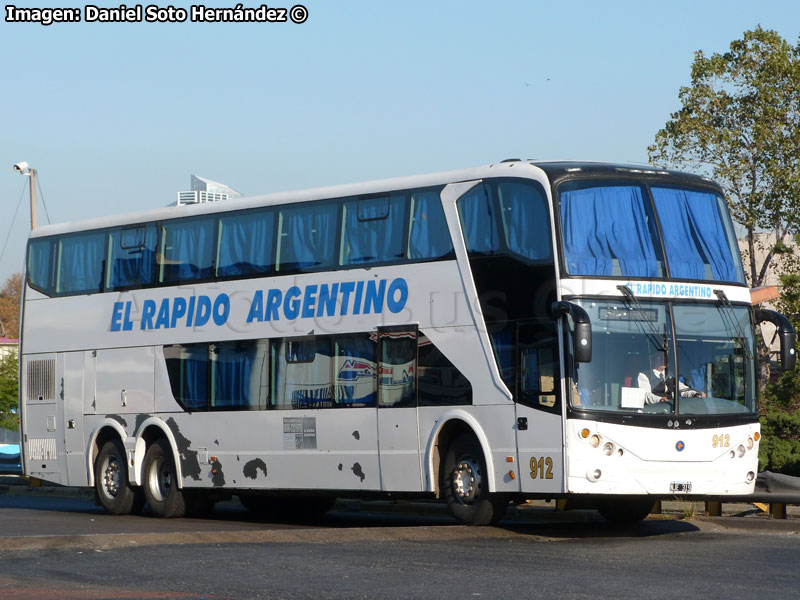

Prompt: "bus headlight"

[589,435,601,448]
[587,468,602,482]
[737,445,746,458]
[603,442,615,456]
[746,437,754,450]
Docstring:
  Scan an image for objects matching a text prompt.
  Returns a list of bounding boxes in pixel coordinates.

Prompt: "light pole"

[13,161,37,230]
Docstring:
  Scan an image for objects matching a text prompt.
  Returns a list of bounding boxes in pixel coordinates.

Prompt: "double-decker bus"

[19,161,796,524]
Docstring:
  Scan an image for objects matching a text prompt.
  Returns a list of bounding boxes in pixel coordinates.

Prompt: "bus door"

[60,352,88,486]
[515,320,564,494]
[377,326,422,491]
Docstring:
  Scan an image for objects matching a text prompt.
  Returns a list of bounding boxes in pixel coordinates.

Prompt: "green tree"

[649,28,800,475]
[0,272,22,339]
[648,26,800,289]
[0,352,18,432]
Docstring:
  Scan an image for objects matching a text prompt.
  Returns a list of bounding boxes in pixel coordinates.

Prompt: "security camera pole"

[13,162,37,229]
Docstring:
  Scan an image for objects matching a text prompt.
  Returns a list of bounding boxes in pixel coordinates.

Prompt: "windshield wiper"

[616,285,667,352]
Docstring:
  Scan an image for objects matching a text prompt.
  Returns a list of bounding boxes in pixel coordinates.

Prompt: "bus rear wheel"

[442,434,509,526]
[143,439,186,518]
[95,439,144,515]
[596,496,654,523]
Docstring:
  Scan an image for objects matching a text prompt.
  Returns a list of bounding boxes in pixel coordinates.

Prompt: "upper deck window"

[457,180,552,262]
[57,231,106,295]
[407,189,453,260]
[160,217,215,283]
[277,202,337,272]
[651,187,744,284]
[108,224,158,289]
[341,195,405,265]
[217,209,275,277]
[559,182,664,278]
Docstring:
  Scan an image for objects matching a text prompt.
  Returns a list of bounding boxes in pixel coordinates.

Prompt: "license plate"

[670,481,692,493]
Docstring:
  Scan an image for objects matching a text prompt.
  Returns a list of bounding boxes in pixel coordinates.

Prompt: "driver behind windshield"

[638,353,706,404]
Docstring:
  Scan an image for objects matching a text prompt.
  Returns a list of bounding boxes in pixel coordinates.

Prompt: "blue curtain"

[28,239,51,291]
[560,185,660,276]
[408,191,453,260]
[497,182,552,261]
[218,211,274,277]
[651,187,739,282]
[181,346,209,410]
[343,196,404,264]
[111,225,157,288]
[163,218,214,282]
[59,232,105,293]
[458,184,500,254]
[213,344,253,408]
[280,204,337,270]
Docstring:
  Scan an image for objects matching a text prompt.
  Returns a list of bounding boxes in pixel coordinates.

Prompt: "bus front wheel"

[95,439,145,515]
[143,439,186,518]
[442,434,509,525]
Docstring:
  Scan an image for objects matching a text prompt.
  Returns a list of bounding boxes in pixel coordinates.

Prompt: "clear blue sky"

[1,0,799,282]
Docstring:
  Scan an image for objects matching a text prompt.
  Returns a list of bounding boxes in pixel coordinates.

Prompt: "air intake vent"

[26,359,56,401]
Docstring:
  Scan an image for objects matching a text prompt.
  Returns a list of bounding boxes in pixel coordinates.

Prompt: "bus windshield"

[570,300,756,416]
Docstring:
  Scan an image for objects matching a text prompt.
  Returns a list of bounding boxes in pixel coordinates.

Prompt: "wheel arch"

[86,419,128,488]
[423,410,496,496]
[131,417,184,488]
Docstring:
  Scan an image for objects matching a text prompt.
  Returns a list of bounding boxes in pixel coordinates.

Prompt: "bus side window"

[217,209,275,277]
[340,195,405,265]
[334,333,377,407]
[276,202,337,272]
[27,238,54,295]
[164,343,210,411]
[108,224,158,289]
[56,231,107,295]
[378,328,417,408]
[271,338,334,409]
[418,334,472,406]
[160,217,216,283]
[408,188,453,260]
[211,341,269,410]
[457,183,501,255]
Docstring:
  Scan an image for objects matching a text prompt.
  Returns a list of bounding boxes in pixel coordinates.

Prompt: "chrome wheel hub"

[452,458,481,505]
[102,457,121,499]
[148,457,171,503]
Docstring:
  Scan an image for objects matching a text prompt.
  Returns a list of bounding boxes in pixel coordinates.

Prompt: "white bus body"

[20,161,793,524]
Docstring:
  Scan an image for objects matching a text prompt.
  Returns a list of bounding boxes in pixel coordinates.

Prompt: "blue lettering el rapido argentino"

[109,277,409,332]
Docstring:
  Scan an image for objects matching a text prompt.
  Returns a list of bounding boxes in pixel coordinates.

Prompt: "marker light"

[729,451,735,459]
[509,470,516,480]
[617,449,624,457]
[580,428,590,439]
[506,456,514,463]
[589,435,601,448]
[603,442,615,456]
[754,432,761,442]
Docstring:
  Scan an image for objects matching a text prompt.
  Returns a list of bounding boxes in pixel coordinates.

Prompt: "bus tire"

[95,439,142,515]
[442,434,509,526]
[143,438,186,518]
[596,496,654,523]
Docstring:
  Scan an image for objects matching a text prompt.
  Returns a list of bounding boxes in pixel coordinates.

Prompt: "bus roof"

[28,160,721,238]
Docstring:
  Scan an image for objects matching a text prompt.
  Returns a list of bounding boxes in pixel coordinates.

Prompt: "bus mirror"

[551,301,592,363]
[756,309,797,372]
